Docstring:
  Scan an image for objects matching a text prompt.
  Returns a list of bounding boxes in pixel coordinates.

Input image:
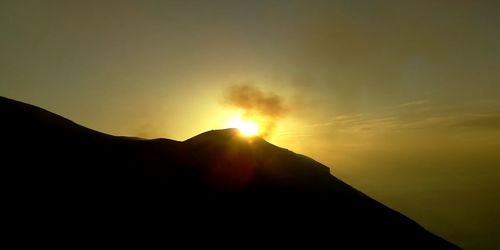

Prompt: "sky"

[1,1,500,248]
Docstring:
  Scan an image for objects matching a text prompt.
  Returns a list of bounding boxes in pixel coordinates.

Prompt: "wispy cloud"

[451,113,500,129]
[398,99,430,107]
[308,101,500,133]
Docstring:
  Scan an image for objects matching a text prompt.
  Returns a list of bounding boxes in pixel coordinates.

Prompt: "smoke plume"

[223,84,288,137]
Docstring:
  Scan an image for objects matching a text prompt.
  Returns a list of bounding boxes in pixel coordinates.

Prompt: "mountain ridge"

[0,96,460,249]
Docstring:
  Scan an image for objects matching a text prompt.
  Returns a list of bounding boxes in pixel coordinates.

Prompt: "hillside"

[0,96,460,248]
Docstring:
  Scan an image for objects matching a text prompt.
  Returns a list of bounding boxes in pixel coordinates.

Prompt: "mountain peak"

[186,128,266,143]
[0,96,460,249]
[187,128,241,141]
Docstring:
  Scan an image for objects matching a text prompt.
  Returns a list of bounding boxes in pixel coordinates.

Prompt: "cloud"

[308,101,500,134]
[398,99,430,107]
[452,113,500,129]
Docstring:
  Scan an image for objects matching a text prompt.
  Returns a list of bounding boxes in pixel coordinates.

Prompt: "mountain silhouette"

[1,96,460,248]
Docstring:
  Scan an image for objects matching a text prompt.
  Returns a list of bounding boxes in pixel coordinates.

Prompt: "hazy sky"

[1,1,499,248]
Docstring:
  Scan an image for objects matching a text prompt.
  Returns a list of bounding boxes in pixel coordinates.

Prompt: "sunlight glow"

[238,120,259,136]
[225,116,260,137]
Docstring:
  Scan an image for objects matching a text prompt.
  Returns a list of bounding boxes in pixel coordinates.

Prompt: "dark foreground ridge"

[1,96,460,248]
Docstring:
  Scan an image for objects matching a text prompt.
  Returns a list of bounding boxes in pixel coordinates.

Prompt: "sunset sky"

[1,1,499,248]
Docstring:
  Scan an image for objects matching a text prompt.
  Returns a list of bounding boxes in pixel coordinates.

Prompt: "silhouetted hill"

[0,96,460,248]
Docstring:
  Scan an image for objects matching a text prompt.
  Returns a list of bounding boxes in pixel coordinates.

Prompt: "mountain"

[0,96,460,248]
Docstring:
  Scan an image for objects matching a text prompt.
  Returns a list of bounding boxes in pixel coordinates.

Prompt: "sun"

[225,117,260,137]
[238,120,260,137]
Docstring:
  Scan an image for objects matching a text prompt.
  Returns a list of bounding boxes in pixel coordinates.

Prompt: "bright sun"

[226,117,260,137]
[238,120,259,136]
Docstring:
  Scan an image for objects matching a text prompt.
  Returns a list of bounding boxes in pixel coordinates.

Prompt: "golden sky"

[1,1,500,248]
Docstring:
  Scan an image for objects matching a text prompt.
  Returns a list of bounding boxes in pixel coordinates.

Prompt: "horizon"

[1,1,500,248]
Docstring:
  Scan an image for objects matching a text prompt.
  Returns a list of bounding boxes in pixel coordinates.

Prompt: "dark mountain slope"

[0,96,459,249]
